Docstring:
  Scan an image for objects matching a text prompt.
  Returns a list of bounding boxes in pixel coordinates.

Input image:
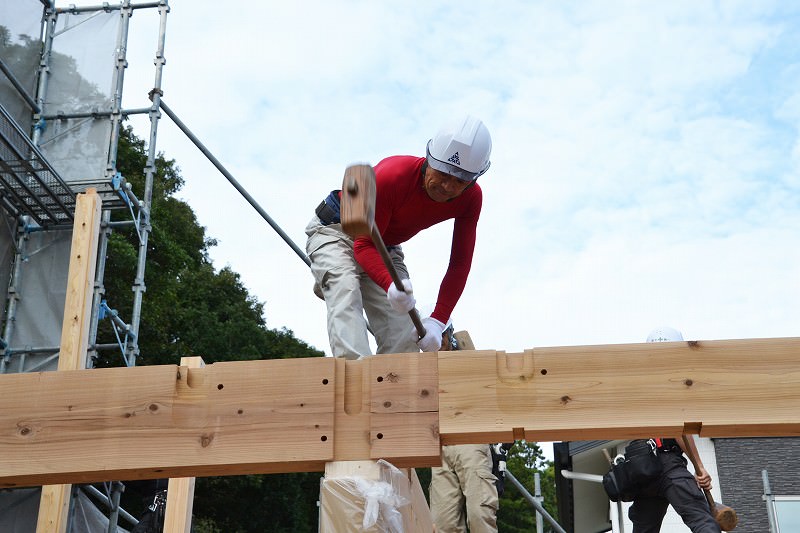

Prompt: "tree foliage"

[98,125,321,366]
[499,440,560,532]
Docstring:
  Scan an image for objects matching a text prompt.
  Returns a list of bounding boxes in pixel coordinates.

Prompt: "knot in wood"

[200,433,214,448]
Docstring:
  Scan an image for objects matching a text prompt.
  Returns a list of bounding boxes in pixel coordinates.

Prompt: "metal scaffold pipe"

[505,470,567,533]
[156,98,311,268]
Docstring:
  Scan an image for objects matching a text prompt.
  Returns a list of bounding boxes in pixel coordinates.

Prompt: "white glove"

[417,316,446,352]
[387,279,416,313]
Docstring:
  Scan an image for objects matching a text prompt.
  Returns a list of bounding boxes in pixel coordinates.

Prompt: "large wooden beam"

[1,338,799,487]
[0,352,439,488]
[438,337,800,443]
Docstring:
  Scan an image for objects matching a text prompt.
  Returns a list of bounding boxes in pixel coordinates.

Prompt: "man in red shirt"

[305,115,492,358]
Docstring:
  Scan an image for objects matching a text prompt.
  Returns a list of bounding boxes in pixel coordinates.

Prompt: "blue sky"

[56,0,800,355]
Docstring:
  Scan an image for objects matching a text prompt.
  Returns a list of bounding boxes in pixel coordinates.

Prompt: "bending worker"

[305,115,492,358]
[628,327,721,533]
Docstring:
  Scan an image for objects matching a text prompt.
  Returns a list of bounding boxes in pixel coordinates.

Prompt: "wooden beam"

[57,187,101,372]
[35,486,72,533]
[36,188,101,533]
[1,352,439,488]
[163,356,205,533]
[2,338,799,487]
[164,475,195,531]
[321,355,438,531]
[438,337,800,443]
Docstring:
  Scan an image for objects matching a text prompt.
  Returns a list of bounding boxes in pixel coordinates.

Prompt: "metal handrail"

[506,469,568,533]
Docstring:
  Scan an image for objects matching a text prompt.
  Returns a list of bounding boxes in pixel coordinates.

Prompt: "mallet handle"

[370,226,427,339]
[681,434,717,510]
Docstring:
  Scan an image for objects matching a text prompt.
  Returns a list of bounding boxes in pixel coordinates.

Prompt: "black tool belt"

[656,438,681,454]
[602,439,663,502]
[658,445,682,454]
[315,190,341,225]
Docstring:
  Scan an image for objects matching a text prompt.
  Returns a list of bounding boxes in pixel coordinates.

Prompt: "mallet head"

[340,163,376,239]
[714,504,738,531]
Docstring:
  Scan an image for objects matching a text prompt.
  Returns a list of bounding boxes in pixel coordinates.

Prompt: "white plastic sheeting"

[37,9,116,183]
[0,0,42,127]
[319,460,412,533]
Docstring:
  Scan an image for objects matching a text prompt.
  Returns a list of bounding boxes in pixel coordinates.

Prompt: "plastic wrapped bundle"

[319,459,423,532]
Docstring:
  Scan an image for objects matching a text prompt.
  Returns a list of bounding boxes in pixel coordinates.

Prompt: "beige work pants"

[305,216,419,359]
[430,444,499,533]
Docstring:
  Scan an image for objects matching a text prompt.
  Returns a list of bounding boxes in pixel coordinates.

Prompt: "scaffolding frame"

[0,0,166,375]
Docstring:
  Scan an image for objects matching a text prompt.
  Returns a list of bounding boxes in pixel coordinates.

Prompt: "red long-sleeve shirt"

[353,155,482,324]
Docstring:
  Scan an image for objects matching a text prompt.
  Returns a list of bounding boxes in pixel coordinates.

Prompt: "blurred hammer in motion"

[340,163,426,339]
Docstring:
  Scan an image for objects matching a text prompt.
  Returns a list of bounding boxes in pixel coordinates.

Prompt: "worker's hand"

[695,468,712,491]
[387,279,416,313]
[417,316,446,352]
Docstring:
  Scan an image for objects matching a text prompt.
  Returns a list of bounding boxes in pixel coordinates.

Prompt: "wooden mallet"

[681,435,738,531]
[340,163,427,339]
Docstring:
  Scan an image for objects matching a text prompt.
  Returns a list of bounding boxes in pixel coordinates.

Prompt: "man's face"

[423,166,472,202]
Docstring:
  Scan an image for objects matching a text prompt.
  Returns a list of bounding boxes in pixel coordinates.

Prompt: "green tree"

[103,125,324,531]
[499,440,560,532]
[98,125,321,366]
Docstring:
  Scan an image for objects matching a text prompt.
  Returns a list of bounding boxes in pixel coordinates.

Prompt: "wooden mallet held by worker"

[681,435,738,531]
[340,163,427,339]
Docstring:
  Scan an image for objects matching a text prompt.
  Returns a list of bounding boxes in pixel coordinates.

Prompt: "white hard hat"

[646,327,684,343]
[426,115,492,182]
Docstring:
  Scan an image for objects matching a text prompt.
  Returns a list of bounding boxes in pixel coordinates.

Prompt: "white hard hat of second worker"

[426,115,492,182]
[646,326,684,343]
